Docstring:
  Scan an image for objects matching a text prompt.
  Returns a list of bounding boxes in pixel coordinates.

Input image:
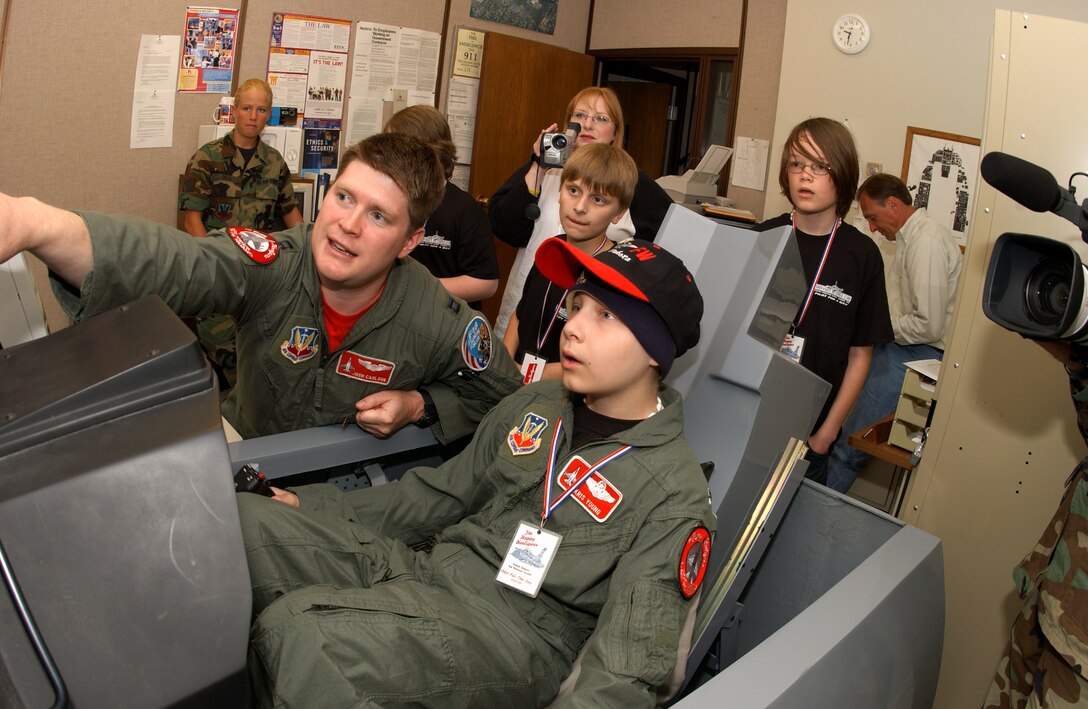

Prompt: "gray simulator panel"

[657,207,832,678]
[658,206,943,705]
[0,296,250,708]
[676,483,944,708]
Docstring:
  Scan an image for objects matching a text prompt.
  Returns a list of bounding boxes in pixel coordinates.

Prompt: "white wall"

[766,2,1088,221]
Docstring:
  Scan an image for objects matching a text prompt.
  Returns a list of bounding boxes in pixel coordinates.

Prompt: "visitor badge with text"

[496,521,562,597]
[780,333,805,363]
[521,352,547,385]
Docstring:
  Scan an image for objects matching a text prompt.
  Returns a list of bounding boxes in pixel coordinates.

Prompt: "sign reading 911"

[454,28,485,79]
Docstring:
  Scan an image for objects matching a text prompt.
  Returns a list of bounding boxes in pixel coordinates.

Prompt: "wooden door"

[469,33,595,324]
[609,81,670,179]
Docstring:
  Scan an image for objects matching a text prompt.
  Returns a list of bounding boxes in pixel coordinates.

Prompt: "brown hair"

[564,87,625,147]
[383,105,457,180]
[857,172,913,206]
[778,117,859,218]
[233,78,273,107]
[337,133,445,231]
[561,142,637,210]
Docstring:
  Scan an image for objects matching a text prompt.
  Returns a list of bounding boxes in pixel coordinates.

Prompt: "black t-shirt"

[514,262,568,364]
[570,398,640,449]
[411,181,499,311]
[758,213,893,430]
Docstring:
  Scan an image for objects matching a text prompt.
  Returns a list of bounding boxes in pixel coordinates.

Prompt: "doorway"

[596,50,738,191]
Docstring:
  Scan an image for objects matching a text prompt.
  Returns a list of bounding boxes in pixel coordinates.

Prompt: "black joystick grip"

[234,464,273,496]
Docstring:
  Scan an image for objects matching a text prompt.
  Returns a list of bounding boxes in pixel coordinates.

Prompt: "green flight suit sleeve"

[293,390,513,543]
[50,212,267,321]
[549,512,707,709]
[425,316,524,445]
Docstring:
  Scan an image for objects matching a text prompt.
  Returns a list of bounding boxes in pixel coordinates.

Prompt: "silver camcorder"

[540,121,581,168]
[981,152,1088,342]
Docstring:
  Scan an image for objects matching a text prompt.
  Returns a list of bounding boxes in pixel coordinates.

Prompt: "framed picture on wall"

[291,175,315,223]
[901,126,981,247]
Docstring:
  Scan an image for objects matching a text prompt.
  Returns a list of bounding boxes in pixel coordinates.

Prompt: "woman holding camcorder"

[487,86,672,338]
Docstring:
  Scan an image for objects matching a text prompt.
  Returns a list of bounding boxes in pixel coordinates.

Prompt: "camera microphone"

[981,151,1088,234]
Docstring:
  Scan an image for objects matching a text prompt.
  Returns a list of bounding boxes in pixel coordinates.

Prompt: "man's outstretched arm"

[0,193,93,288]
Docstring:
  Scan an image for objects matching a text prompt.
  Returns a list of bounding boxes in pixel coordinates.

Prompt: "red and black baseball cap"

[535,237,703,376]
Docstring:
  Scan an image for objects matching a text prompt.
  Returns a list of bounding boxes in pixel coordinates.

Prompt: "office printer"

[656,144,734,205]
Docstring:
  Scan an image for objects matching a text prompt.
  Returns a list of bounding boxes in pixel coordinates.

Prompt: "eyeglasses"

[786,160,832,177]
[571,110,613,126]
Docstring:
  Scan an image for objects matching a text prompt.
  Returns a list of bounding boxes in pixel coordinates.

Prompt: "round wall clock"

[832,13,870,54]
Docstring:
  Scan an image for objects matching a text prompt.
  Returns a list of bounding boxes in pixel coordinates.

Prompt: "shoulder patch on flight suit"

[507,412,548,455]
[679,526,711,599]
[461,315,492,371]
[227,226,279,264]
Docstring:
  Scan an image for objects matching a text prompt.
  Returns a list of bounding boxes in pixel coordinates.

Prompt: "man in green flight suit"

[0,132,520,444]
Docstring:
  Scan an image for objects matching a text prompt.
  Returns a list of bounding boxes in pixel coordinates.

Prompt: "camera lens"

[551,134,567,149]
[1024,259,1072,327]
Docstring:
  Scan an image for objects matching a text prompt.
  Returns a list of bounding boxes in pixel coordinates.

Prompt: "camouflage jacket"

[985,366,1088,708]
[179,130,298,231]
[1012,371,1088,668]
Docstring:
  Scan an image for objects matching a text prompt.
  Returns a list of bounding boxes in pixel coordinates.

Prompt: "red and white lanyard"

[540,418,632,528]
[791,213,841,330]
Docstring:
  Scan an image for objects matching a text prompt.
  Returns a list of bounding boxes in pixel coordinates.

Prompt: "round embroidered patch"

[461,315,493,371]
[678,526,711,599]
[227,227,279,264]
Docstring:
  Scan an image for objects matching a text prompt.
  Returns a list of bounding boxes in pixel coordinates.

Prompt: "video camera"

[981,151,1088,341]
[539,121,581,168]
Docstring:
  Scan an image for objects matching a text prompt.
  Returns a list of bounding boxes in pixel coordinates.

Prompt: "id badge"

[496,521,562,597]
[521,352,547,385]
[780,333,805,364]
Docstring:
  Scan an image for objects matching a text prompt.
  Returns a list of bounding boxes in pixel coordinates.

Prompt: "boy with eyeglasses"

[756,117,893,485]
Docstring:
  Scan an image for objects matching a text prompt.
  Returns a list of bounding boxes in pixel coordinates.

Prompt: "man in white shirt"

[826,173,963,493]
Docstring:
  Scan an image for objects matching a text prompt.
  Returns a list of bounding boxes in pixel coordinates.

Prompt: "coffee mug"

[213,97,235,125]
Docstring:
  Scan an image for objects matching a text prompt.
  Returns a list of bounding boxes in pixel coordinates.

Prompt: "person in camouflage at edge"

[179,77,302,389]
[984,341,1088,708]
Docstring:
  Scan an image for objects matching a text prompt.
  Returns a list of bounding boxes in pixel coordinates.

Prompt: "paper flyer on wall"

[305,51,346,119]
[178,7,238,93]
[351,22,440,98]
[267,12,351,121]
[132,34,180,149]
[343,88,434,150]
[447,76,479,164]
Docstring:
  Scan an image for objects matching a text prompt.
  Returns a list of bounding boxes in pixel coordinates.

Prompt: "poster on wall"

[301,118,340,218]
[901,126,981,248]
[344,22,440,147]
[267,12,351,122]
[178,6,239,93]
[469,0,557,35]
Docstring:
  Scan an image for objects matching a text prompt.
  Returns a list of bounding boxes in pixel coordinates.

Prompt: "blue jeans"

[825,342,942,493]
